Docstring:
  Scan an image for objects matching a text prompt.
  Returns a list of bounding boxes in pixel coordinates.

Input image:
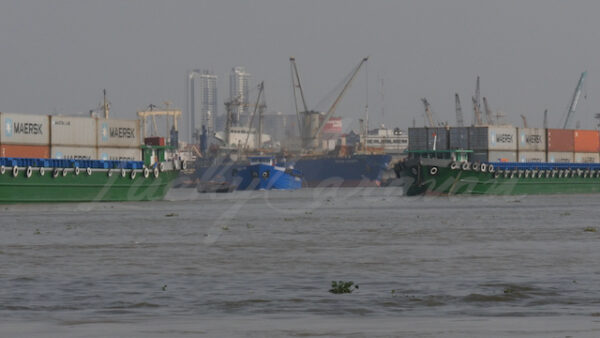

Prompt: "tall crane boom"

[483,97,494,125]
[455,93,464,127]
[563,71,587,129]
[472,96,483,126]
[421,98,435,127]
[520,114,527,128]
[290,57,310,135]
[314,57,369,138]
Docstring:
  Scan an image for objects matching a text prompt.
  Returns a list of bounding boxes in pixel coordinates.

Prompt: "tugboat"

[234,156,302,190]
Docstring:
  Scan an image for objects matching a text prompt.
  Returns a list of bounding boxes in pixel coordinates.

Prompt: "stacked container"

[408,128,428,151]
[517,128,546,162]
[546,129,574,162]
[50,116,97,160]
[573,130,600,163]
[469,126,517,162]
[407,127,449,151]
[449,127,469,150]
[97,119,142,161]
[0,113,50,158]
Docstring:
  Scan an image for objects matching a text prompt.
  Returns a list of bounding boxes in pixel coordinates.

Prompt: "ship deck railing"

[0,157,145,170]
[488,162,600,171]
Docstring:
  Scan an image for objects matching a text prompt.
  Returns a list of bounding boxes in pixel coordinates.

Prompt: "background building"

[229,66,251,123]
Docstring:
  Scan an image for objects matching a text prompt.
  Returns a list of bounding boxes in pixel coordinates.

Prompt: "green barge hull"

[0,167,179,203]
[402,158,600,196]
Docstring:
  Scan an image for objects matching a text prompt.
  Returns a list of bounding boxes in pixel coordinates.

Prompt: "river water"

[2,187,600,337]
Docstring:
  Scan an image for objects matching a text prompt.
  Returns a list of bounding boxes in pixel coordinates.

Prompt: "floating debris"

[584,227,597,232]
[165,213,178,217]
[329,280,358,294]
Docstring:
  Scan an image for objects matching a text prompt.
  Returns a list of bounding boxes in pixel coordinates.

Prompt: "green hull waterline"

[0,168,179,203]
[404,162,600,196]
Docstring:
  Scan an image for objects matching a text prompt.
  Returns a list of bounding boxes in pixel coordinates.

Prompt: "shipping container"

[574,152,600,163]
[547,151,574,163]
[573,130,600,153]
[547,129,574,152]
[0,112,49,145]
[144,136,165,146]
[0,144,49,158]
[487,150,517,162]
[51,146,97,160]
[97,119,141,148]
[471,150,517,163]
[98,147,142,161]
[51,116,96,146]
[517,128,546,151]
[518,151,546,162]
[426,127,449,150]
[469,126,517,151]
[449,127,469,149]
[408,127,428,151]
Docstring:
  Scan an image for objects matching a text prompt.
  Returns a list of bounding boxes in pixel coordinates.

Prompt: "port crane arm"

[472,96,483,126]
[290,57,310,135]
[563,71,587,129]
[455,93,464,127]
[483,97,494,125]
[520,114,527,128]
[313,57,369,138]
[243,82,265,149]
[421,98,435,127]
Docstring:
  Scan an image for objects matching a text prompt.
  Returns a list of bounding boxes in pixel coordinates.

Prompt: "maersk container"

[0,112,49,145]
[487,150,517,162]
[469,126,517,151]
[574,152,600,163]
[449,127,469,149]
[517,128,546,151]
[547,151,574,163]
[51,116,96,146]
[518,151,546,162]
[408,127,428,151]
[471,150,517,163]
[426,127,449,150]
[97,119,141,148]
[51,146,97,160]
[547,129,574,152]
[98,147,142,161]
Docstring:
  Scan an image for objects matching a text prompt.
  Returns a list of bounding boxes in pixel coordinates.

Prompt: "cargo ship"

[0,154,180,203]
[0,96,182,202]
[399,125,600,196]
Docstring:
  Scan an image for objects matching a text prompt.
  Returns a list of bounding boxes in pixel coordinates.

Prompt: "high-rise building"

[229,66,251,123]
[187,69,218,143]
[198,70,218,135]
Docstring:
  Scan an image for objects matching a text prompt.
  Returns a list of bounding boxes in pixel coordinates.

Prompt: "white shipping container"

[574,152,600,163]
[547,152,574,163]
[517,128,546,151]
[51,116,97,146]
[518,151,546,162]
[487,150,517,162]
[51,146,97,160]
[97,119,141,148]
[0,112,49,145]
[469,126,517,151]
[98,147,141,161]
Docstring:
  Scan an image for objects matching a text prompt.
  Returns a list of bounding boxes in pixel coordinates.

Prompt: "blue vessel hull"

[236,164,302,190]
[291,154,391,187]
[178,154,391,189]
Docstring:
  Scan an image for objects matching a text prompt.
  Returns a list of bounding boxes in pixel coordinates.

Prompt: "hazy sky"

[1,0,600,141]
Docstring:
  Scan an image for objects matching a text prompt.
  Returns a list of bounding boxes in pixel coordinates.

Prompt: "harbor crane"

[472,96,483,126]
[520,114,528,128]
[483,97,494,125]
[455,93,464,127]
[421,98,435,127]
[290,56,368,149]
[562,71,587,129]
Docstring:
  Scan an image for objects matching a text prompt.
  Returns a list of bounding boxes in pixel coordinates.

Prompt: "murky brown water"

[2,187,600,337]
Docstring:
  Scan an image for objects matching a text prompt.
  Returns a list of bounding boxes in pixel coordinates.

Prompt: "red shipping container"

[574,130,600,152]
[546,129,574,152]
[144,137,165,146]
[1,144,50,158]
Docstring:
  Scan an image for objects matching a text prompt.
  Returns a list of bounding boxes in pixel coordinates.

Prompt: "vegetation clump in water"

[584,227,597,232]
[329,281,358,294]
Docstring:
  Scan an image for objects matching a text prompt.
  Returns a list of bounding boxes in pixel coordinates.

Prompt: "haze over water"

[2,188,600,337]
